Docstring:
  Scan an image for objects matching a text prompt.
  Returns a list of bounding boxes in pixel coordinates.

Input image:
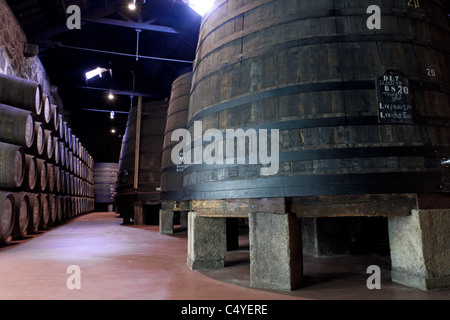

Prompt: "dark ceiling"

[6,0,201,163]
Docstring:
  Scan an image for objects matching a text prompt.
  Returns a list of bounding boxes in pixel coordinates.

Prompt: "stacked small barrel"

[0,73,94,245]
[93,162,118,211]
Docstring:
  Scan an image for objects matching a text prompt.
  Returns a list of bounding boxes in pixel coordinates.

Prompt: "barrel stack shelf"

[0,73,95,245]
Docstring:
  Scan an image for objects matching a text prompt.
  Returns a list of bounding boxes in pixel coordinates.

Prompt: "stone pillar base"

[249,212,303,291]
[388,209,450,290]
[187,212,226,270]
[159,209,174,234]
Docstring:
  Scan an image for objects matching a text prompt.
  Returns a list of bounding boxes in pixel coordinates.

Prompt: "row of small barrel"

[0,143,94,193]
[0,191,94,245]
[0,73,92,164]
[0,73,94,196]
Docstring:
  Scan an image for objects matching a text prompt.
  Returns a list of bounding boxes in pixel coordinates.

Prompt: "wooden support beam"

[289,194,417,218]
[191,198,285,218]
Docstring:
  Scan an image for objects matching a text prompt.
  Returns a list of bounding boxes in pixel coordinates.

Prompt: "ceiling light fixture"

[85,67,108,80]
[108,92,114,100]
[110,111,115,119]
[184,0,214,16]
[128,0,136,10]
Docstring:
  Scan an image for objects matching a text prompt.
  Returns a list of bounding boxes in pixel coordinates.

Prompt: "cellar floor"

[0,211,449,300]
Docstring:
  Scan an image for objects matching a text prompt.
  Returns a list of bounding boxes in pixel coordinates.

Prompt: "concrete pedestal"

[160,209,188,234]
[160,209,174,234]
[187,212,227,270]
[388,209,450,290]
[249,212,303,291]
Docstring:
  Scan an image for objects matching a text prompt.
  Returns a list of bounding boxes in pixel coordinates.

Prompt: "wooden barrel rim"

[35,122,44,155]
[0,192,14,241]
[16,194,29,237]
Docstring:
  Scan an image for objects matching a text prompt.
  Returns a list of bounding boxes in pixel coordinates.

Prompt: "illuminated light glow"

[85,67,108,80]
[184,0,214,16]
[111,129,116,134]
[108,93,114,100]
[128,0,136,10]
[110,111,115,119]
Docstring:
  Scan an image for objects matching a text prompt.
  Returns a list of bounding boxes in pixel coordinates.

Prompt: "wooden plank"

[191,198,285,217]
[417,194,450,210]
[289,194,417,218]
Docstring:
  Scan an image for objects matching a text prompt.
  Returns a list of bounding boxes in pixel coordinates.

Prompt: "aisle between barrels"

[0,211,448,300]
[0,211,299,300]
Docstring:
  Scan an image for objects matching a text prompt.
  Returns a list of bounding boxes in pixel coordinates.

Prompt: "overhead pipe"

[136,29,141,61]
[56,43,193,64]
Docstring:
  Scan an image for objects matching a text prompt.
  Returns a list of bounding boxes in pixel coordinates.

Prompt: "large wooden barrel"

[0,142,25,189]
[67,128,72,149]
[184,0,450,201]
[59,141,66,168]
[55,195,62,223]
[48,194,57,226]
[53,136,60,165]
[54,166,61,193]
[116,100,168,205]
[40,95,51,125]
[26,121,45,156]
[39,193,49,229]
[0,74,42,115]
[60,169,66,194]
[43,129,54,161]
[0,104,35,148]
[61,195,69,220]
[161,72,192,201]
[50,104,59,131]
[23,154,37,191]
[67,151,73,172]
[57,114,65,140]
[0,191,15,244]
[46,163,54,193]
[12,192,29,239]
[25,193,40,234]
[63,122,69,145]
[64,171,71,195]
[36,159,48,192]
[94,162,118,204]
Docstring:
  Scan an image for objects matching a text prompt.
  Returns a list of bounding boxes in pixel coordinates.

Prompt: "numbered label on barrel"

[376,71,413,124]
